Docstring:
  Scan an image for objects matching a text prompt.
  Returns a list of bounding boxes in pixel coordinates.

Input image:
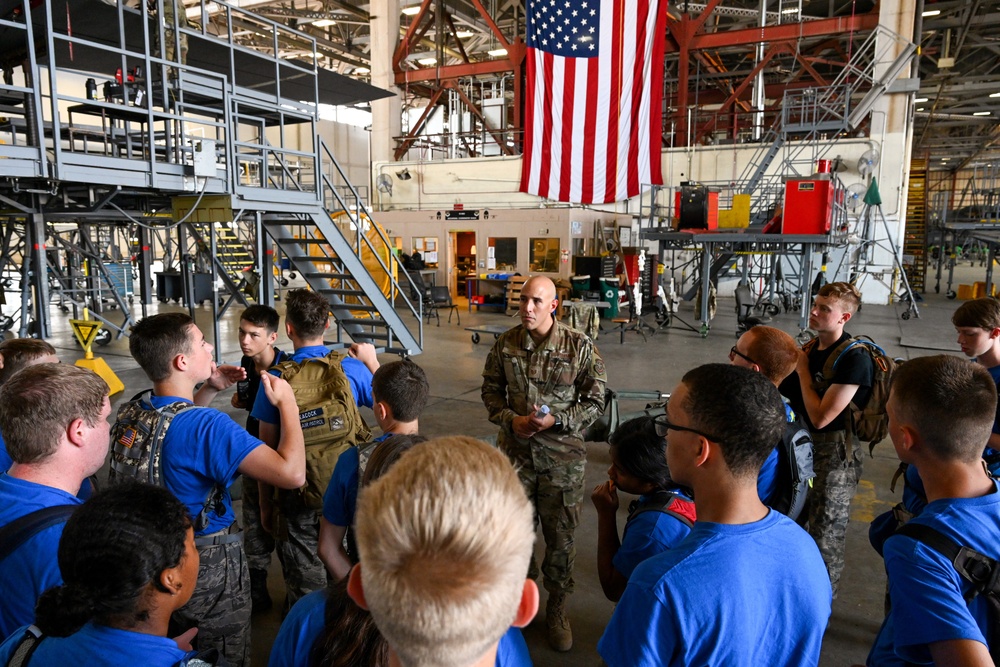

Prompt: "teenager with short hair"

[348,436,537,667]
[319,359,429,581]
[599,364,831,666]
[121,312,305,666]
[782,281,873,593]
[0,338,59,472]
[0,483,203,665]
[867,355,1000,666]
[591,416,695,602]
[270,434,424,667]
[0,364,110,641]
[953,297,1000,454]
[731,325,811,516]
[231,304,285,612]
[251,288,379,610]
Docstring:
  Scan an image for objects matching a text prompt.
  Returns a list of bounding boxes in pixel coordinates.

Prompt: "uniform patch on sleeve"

[593,358,606,376]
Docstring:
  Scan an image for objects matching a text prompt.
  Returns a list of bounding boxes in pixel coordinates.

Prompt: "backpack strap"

[819,338,859,389]
[895,523,1000,601]
[0,505,76,563]
[627,490,697,528]
[4,625,44,667]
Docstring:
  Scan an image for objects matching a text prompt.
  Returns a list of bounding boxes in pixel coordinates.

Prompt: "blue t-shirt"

[321,433,393,528]
[270,589,532,667]
[867,480,1000,666]
[250,346,374,426]
[599,510,831,667]
[0,433,92,501]
[149,395,262,536]
[0,474,82,641]
[613,491,693,580]
[0,623,194,665]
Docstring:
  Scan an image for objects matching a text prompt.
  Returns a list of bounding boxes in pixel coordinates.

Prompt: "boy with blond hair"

[348,436,536,667]
[782,281,873,593]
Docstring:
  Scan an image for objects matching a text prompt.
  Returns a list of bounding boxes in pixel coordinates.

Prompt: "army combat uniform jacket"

[481,321,607,468]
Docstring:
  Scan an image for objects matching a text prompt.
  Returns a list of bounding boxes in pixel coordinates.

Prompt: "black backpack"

[894,522,1000,663]
[770,419,815,523]
[0,505,76,563]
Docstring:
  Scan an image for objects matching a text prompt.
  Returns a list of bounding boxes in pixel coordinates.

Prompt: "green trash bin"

[600,280,620,320]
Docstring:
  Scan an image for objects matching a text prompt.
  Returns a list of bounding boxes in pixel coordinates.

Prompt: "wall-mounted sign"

[445,210,481,221]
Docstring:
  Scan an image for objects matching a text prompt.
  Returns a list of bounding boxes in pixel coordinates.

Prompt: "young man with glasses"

[730,326,812,519]
[599,364,831,666]
[780,282,873,595]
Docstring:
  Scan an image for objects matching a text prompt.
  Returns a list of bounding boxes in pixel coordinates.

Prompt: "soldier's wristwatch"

[552,416,564,432]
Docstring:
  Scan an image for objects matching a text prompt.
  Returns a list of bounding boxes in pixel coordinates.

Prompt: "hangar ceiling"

[184,1,999,169]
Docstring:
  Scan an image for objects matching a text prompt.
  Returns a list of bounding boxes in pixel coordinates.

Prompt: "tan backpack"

[272,351,371,508]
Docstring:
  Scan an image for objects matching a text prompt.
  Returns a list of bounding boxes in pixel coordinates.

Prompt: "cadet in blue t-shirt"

[591,416,694,602]
[319,359,429,581]
[120,313,306,667]
[0,484,202,667]
[347,438,538,667]
[250,289,379,609]
[868,355,1000,666]
[599,365,831,667]
[730,325,813,521]
[270,584,531,667]
[0,364,111,641]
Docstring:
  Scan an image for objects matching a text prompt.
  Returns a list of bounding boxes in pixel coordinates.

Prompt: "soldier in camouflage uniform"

[481,276,607,652]
[780,282,873,595]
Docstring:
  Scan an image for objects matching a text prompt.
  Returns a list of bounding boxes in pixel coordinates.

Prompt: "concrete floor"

[36,259,981,666]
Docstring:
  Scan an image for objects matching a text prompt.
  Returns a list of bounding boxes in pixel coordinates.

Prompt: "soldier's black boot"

[249,568,272,613]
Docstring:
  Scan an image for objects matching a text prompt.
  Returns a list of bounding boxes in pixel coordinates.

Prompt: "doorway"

[450,230,477,299]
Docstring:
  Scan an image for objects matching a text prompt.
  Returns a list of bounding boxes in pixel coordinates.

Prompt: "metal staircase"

[249,138,424,356]
[904,159,928,292]
[737,26,916,219]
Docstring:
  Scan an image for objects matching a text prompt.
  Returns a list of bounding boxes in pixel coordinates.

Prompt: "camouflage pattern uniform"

[152,0,189,66]
[808,429,863,593]
[481,321,607,594]
[171,527,251,666]
[272,492,327,608]
[798,339,871,594]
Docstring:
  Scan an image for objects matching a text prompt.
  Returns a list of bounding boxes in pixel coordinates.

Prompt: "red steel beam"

[671,13,880,52]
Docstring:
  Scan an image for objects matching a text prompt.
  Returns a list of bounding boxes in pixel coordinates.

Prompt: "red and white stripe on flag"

[519,0,667,205]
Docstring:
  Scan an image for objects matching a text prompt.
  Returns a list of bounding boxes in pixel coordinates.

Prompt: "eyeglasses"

[652,413,722,443]
[729,346,756,365]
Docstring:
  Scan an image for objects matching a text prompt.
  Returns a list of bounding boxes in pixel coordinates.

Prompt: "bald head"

[522,275,556,299]
[519,276,559,339]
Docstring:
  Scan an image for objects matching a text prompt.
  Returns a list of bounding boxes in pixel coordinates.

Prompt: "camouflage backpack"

[807,335,898,452]
[273,351,371,509]
[107,390,224,532]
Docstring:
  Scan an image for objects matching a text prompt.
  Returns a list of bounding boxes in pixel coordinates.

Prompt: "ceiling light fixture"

[781,7,798,13]
[402,6,421,15]
[991,92,1000,98]
[455,30,473,38]
[312,19,335,27]
[488,48,508,57]
[974,111,992,116]
[922,9,941,16]
[915,97,928,102]
[354,67,370,75]
[417,57,437,66]
[917,107,925,111]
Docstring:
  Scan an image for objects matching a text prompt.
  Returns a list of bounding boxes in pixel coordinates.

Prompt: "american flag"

[519,0,667,204]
